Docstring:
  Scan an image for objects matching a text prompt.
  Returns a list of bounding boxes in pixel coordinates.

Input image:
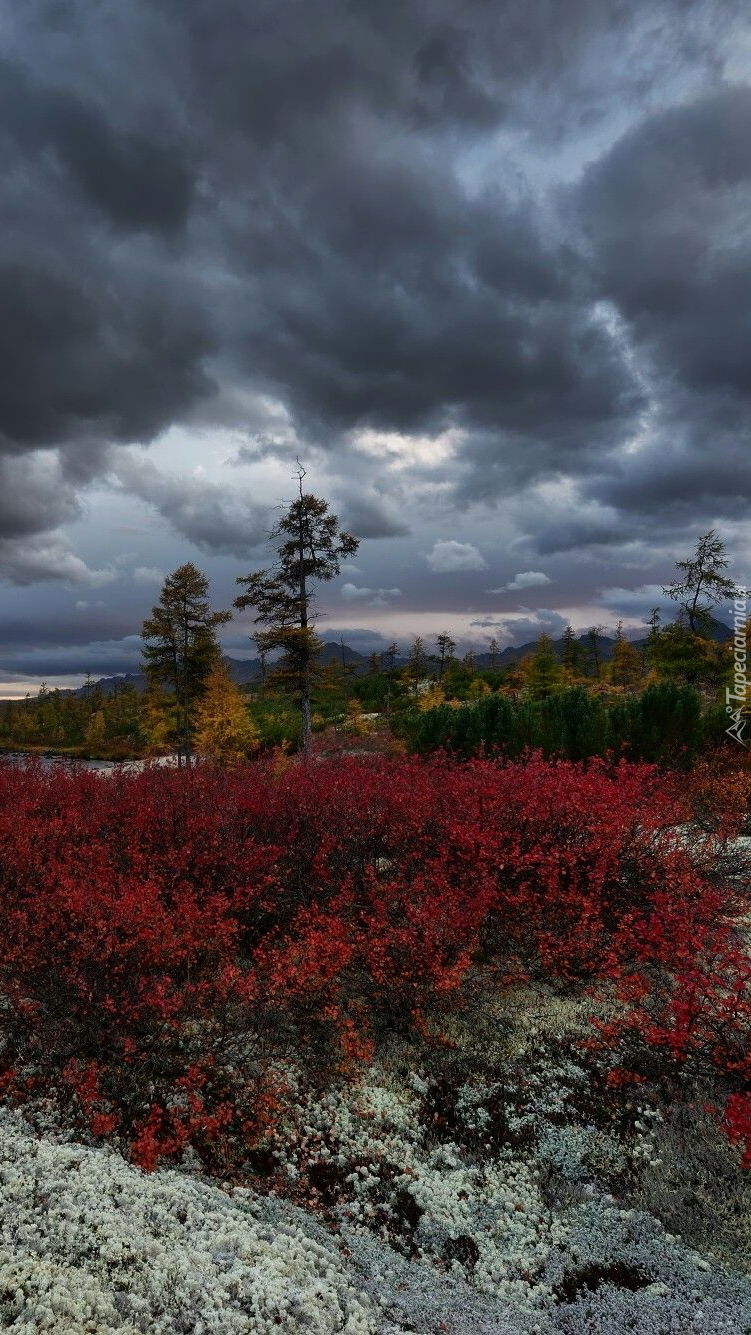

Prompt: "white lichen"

[3,982,751,1333]
[0,1109,375,1333]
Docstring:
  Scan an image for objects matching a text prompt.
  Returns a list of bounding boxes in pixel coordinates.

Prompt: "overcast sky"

[0,0,750,692]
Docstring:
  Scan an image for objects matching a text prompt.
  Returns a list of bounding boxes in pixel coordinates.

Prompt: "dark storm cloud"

[0,0,747,634]
[170,0,723,501]
[0,455,80,538]
[573,84,751,529]
[2,0,717,465]
[0,58,193,236]
[205,46,639,454]
[0,613,136,653]
[580,85,751,363]
[587,429,751,520]
[0,536,115,586]
[0,257,212,451]
[235,209,637,452]
[0,638,145,678]
[0,42,211,506]
[336,492,411,540]
[166,0,733,144]
[111,454,270,558]
[531,512,633,556]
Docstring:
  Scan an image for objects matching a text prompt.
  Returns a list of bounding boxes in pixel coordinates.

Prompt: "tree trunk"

[689,580,703,633]
[182,596,192,768]
[301,679,312,757]
[298,506,312,758]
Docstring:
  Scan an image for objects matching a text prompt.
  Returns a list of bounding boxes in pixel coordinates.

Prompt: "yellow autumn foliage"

[343,699,372,735]
[193,663,259,763]
[417,684,445,712]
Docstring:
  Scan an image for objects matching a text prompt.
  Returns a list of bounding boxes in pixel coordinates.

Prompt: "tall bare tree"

[234,466,359,756]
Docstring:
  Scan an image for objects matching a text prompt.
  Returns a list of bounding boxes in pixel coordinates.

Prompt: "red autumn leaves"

[0,753,748,1171]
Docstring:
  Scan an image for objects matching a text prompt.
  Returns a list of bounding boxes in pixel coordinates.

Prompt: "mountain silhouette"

[74,619,731,696]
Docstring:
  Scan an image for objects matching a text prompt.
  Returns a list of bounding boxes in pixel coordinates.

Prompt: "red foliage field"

[0,753,748,1171]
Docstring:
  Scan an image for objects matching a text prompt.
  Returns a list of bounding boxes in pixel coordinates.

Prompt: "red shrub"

[0,752,744,1170]
[725,1092,751,1167]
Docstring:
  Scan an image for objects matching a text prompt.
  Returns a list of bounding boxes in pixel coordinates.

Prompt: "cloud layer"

[0,0,749,677]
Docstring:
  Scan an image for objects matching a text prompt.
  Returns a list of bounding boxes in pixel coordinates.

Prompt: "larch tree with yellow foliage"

[343,698,371,735]
[193,663,259,764]
[139,681,174,755]
[84,710,106,750]
[609,622,643,689]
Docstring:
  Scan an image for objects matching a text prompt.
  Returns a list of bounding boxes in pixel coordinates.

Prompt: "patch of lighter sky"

[320,606,612,650]
[533,601,647,635]
[457,8,751,214]
[598,583,668,613]
[348,425,462,471]
[589,299,661,460]
[455,91,670,205]
[64,486,193,575]
[120,428,291,498]
[723,23,751,81]
[515,478,622,537]
[0,678,90,699]
[531,476,579,507]
[530,482,622,534]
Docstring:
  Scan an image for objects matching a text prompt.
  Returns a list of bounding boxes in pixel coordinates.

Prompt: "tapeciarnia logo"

[726,586,749,747]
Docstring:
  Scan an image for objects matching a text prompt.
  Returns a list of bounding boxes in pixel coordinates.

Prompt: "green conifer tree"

[234,466,358,756]
[141,563,231,766]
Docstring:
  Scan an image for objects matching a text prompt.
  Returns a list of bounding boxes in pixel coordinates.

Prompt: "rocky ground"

[3,985,751,1332]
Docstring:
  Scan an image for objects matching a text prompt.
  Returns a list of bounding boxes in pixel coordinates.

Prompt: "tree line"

[0,471,359,762]
[0,514,742,764]
[140,465,358,764]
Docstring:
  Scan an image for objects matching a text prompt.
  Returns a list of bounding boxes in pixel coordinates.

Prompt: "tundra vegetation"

[1,744,751,1328]
[2,527,751,1328]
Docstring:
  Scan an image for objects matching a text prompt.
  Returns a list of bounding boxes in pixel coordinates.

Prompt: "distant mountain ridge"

[72,641,371,696]
[73,619,732,696]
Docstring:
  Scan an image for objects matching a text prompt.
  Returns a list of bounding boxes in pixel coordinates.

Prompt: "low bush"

[0,752,747,1173]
